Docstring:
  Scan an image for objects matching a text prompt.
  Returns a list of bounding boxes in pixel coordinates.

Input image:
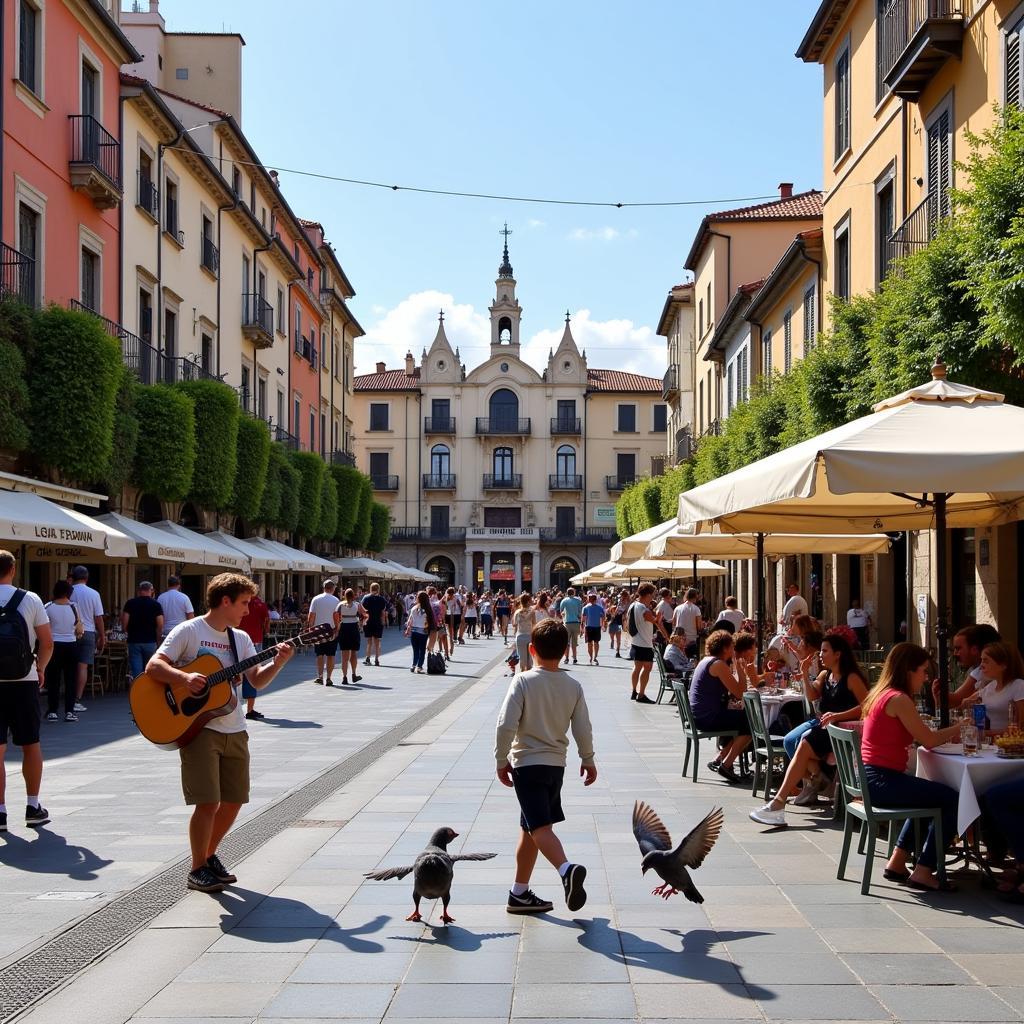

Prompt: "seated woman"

[663,634,692,676]
[688,630,752,784]
[973,643,1024,734]
[749,633,867,826]
[863,643,963,892]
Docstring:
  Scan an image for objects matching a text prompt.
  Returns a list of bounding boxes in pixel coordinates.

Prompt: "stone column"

[465,550,474,591]
[532,550,542,592]
[514,550,522,595]
[483,551,491,590]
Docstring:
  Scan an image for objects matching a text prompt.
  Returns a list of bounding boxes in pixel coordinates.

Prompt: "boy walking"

[495,618,597,914]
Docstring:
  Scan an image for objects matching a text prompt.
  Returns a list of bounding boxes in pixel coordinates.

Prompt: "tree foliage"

[175,380,240,509]
[105,370,139,493]
[256,442,286,526]
[349,475,373,550]
[230,416,272,521]
[0,299,32,452]
[330,464,363,544]
[288,450,325,538]
[131,385,196,501]
[276,456,301,533]
[317,471,338,542]
[367,501,390,552]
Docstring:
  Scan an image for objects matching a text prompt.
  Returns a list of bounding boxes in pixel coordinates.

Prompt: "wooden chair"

[671,680,739,783]
[742,690,790,801]
[827,723,947,895]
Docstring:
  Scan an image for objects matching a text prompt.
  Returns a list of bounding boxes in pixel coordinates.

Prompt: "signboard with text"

[593,506,616,524]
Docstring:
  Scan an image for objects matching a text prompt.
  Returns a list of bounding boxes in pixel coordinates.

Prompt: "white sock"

[27,796,40,809]
[511,882,529,896]
[558,862,571,877]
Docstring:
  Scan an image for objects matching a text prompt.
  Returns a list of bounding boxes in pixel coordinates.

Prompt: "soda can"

[973,704,987,731]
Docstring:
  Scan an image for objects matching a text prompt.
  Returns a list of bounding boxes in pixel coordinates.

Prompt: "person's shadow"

[256,718,324,729]
[0,828,113,881]
[388,927,517,952]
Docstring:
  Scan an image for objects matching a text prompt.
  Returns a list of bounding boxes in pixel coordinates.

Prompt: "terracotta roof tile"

[587,369,661,393]
[354,369,421,392]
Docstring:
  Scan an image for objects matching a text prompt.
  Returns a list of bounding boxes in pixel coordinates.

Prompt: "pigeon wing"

[363,864,416,881]
[449,852,498,862]
[632,800,672,856]
[671,806,724,870]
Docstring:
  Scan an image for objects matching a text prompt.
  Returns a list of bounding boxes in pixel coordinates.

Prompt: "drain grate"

[0,663,495,1021]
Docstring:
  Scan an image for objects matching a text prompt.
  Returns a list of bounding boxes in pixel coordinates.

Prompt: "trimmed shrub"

[0,299,31,452]
[317,471,339,541]
[27,305,122,483]
[175,380,240,509]
[105,370,139,492]
[256,442,286,526]
[288,450,325,538]
[368,502,390,552]
[349,474,373,550]
[132,385,196,501]
[230,416,272,520]
[330,464,363,543]
[276,456,301,533]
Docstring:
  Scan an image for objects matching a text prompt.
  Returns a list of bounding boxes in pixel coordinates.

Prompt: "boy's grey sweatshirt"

[494,667,595,769]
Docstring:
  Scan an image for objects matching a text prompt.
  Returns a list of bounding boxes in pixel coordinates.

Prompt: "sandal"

[907,878,958,893]
[883,868,910,882]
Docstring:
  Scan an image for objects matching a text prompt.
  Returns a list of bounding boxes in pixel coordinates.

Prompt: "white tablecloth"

[758,691,804,728]
[916,747,1024,835]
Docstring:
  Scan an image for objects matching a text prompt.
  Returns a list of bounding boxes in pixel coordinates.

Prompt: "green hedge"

[105,370,139,492]
[349,474,373,550]
[256,442,285,525]
[330,464,363,543]
[230,416,272,521]
[131,385,196,500]
[318,472,338,541]
[27,305,122,483]
[276,455,301,533]
[288,450,325,538]
[367,501,390,552]
[175,380,240,509]
[0,299,31,452]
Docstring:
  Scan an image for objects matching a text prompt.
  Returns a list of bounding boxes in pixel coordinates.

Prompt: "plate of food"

[928,742,967,755]
[995,735,1024,759]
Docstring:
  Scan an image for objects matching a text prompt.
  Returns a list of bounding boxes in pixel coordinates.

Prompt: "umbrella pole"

[692,553,697,586]
[935,493,950,727]
[756,532,765,657]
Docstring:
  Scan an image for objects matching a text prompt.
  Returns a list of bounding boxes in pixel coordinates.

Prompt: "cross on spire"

[439,309,444,323]
[565,309,571,323]
[498,223,514,278]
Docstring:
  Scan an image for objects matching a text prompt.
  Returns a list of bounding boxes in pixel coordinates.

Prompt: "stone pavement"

[12,639,1024,1024]
[0,627,503,969]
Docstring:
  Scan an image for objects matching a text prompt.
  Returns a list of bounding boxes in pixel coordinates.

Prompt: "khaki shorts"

[565,622,581,642]
[179,728,250,805]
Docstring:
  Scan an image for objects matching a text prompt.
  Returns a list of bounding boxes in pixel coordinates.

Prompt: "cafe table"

[757,689,806,728]
[917,744,1024,836]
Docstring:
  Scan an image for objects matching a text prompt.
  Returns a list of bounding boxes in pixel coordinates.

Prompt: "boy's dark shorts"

[511,764,565,832]
[631,645,655,663]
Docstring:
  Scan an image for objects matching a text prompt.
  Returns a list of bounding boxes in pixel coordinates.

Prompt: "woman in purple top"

[687,630,751,784]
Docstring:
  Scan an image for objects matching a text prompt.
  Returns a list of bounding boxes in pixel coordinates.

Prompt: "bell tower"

[489,223,522,356]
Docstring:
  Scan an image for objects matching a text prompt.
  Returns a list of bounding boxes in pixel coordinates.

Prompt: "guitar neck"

[205,633,301,685]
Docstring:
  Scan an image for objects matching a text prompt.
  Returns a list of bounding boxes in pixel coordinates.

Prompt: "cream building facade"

[656,282,695,467]
[352,242,668,592]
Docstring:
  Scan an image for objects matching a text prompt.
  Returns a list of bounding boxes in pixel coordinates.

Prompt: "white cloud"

[522,309,662,376]
[527,218,546,229]
[567,226,639,242]
[356,290,489,375]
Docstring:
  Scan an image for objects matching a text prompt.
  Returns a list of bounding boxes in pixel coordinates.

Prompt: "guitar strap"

[225,627,243,685]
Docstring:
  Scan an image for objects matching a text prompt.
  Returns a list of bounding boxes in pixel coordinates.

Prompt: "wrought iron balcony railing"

[550,416,581,435]
[137,173,159,219]
[548,474,583,490]
[877,0,965,100]
[424,417,457,434]
[422,473,457,489]
[475,417,531,435]
[389,527,466,542]
[605,475,636,491]
[0,243,36,307]
[371,474,400,491]
[69,114,121,207]
[482,474,522,489]
[201,236,219,275]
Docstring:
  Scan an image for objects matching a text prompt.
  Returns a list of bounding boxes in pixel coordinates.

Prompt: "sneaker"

[716,764,743,785]
[73,703,87,712]
[26,805,50,827]
[635,694,656,705]
[561,864,588,911]
[326,679,335,687]
[187,866,227,893]
[315,677,324,685]
[244,711,262,720]
[707,760,723,774]
[594,658,599,666]
[631,692,638,701]
[793,783,819,807]
[46,712,58,722]
[563,657,569,665]
[615,651,621,658]
[0,812,7,832]
[340,678,348,686]
[206,853,237,884]
[749,804,788,827]
[352,674,363,683]
[506,889,554,914]
[64,712,78,722]
[364,657,371,665]
[573,658,578,665]
[374,659,381,667]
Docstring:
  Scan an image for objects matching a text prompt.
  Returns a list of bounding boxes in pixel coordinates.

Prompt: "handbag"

[71,602,85,639]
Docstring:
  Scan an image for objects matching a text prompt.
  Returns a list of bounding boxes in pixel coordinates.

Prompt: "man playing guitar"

[145,573,295,893]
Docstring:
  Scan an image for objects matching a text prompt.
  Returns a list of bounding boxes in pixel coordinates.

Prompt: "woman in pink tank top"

[861,643,963,892]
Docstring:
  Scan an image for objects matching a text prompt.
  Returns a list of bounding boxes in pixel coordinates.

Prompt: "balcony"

[0,243,36,307]
[475,417,531,436]
[272,424,299,450]
[371,474,400,491]
[390,527,467,542]
[201,236,219,276]
[467,526,539,540]
[482,474,522,490]
[294,333,319,369]
[424,416,457,434]
[675,426,692,464]
[539,527,619,543]
[242,293,274,348]
[137,173,159,220]
[548,474,583,490]
[878,0,964,100]
[662,366,678,401]
[423,473,457,489]
[700,419,722,438]
[550,416,581,435]
[68,115,121,208]
[887,192,939,264]
[330,449,356,467]
[605,475,636,492]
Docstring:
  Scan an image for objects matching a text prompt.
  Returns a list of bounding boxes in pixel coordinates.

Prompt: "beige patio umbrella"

[647,531,893,559]
[610,519,679,562]
[570,560,618,586]
[676,363,1024,722]
[603,558,728,580]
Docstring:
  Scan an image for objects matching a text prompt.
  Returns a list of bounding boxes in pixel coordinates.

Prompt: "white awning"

[206,532,288,572]
[334,556,399,580]
[96,514,248,570]
[246,538,336,574]
[1,490,137,558]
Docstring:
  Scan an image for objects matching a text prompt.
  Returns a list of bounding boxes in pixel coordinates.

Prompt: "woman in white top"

[534,592,553,622]
[716,596,747,632]
[464,593,479,639]
[337,588,368,685]
[44,580,80,721]
[403,590,432,673]
[511,593,537,673]
[974,643,1024,733]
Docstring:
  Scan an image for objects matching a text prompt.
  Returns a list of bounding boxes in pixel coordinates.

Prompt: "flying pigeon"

[363,826,497,924]
[631,801,724,903]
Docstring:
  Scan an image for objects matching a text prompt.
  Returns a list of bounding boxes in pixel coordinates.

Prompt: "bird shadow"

[0,827,113,881]
[351,683,393,691]
[388,927,518,951]
[257,718,324,729]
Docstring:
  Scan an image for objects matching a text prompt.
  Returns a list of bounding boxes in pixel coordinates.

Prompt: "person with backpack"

[0,549,54,829]
[628,583,670,704]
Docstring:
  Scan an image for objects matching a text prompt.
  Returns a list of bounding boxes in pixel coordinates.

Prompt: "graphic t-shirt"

[361,593,388,624]
[123,595,163,644]
[0,584,49,681]
[157,617,257,733]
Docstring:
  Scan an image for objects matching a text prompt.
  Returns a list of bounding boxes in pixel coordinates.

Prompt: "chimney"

[269,169,279,186]
[405,351,415,375]
[375,361,386,374]
[778,182,794,200]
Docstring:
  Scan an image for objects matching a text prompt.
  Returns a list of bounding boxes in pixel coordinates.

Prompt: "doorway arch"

[425,554,455,590]
[549,555,580,592]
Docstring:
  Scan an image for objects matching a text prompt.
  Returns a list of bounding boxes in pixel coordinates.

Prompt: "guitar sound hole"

[181,689,211,717]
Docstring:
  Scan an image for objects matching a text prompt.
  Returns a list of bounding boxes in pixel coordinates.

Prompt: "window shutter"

[783,311,793,373]
[803,287,816,352]
[1007,23,1022,109]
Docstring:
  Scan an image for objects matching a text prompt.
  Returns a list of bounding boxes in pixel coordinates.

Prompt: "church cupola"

[489,224,522,356]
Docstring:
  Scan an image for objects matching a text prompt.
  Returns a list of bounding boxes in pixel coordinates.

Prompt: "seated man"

[663,634,692,676]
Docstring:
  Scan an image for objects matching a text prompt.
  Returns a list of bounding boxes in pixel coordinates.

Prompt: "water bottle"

[973,704,987,742]
[774,670,783,693]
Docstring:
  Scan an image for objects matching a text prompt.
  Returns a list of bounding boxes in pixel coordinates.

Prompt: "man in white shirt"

[846,599,871,649]
[654,589,675,638]
[307,579,342,686]
[629,584,671,704]
[70,565,105,713]
[779,583,809,629]
[158,576,195,638]
[0,550,54,828]
[671,589,703,645]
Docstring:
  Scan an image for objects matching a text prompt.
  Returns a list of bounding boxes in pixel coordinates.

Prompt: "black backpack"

[627,603,640,637]
[426,651,446,675]
[0,589,35,680]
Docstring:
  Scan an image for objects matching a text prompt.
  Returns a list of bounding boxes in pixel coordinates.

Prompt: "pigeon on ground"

[631,801,724,904]
[363,826,497,924]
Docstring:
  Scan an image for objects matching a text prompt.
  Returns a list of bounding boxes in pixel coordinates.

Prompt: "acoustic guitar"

[130,623,332,749]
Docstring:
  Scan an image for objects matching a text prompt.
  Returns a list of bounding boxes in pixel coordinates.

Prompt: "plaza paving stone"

[8,632,1024,1023]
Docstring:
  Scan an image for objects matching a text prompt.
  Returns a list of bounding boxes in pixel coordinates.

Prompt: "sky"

[156,0,825,375]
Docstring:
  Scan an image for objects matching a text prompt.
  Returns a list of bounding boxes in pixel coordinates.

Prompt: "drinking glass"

[961,721,979,757]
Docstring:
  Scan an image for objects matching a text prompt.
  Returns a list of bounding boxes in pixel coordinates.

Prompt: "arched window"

[493,446,513,482]
[550,556,581,592]
[425,555,455,589]
[137,494,163,524]
[498,316,512,344]
[430,444,450,477]
[556,444,576,480]
[489,388,518,431]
